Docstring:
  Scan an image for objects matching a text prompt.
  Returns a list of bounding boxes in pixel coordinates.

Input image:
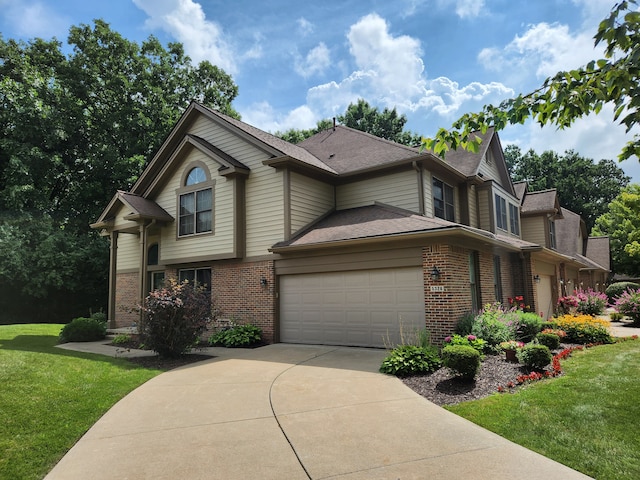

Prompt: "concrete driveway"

[45,344,590,479]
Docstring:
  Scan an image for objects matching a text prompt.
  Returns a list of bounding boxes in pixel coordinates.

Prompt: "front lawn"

[0,324,163,480]
[447,339,640,480]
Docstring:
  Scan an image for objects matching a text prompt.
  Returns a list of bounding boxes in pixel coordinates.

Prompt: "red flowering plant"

[507,295,530,312]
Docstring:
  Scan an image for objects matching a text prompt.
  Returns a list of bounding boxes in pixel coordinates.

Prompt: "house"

[91,102,610,347]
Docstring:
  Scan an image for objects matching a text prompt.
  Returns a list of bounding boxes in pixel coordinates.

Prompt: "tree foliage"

[593,184,640,275]
[0,20,239,322]
[424,0,640,163]
[504,145,629,231]
[276,99,422,146]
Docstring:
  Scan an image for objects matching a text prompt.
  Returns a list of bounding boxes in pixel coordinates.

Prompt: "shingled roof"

[586,236,611,271]
[298,125,428,175]
[521,189,563,217]
[555,208,586,256]
[442,128,495,177]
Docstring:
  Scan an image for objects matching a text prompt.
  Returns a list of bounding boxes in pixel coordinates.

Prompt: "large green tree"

[0,20,239,322]
[593,184,640,275]
[277,99,422,146]
[504,145,629,231]
[424,0,640,163]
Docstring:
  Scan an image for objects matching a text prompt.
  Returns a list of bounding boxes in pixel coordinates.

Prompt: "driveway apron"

[45,344,590,479]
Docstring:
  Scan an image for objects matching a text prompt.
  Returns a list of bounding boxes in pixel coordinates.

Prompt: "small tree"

[139,279,216,358]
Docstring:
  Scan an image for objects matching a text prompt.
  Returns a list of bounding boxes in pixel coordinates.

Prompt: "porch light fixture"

[430,266,441,281]
[260,277,268,287]
[534,274,541,284]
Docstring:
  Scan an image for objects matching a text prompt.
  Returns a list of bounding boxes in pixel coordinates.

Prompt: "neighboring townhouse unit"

[92,102,610,347]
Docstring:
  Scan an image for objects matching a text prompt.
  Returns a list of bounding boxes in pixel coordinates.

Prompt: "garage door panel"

[280,267,425,348]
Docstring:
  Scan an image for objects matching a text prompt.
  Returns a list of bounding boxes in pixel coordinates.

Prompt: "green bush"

[606,282,640,303]
[90,311,107,324]
[139,279,213,358]
[111,333,132,345]
[515,312,543,342]
[209,323,262,347]
[455,312,475,336]
[379,345,442,376]
[59,317,106,343]
[517,344,553,370]
[442,345,481,380]
[610,311,625,322]
[541,321,558,330]
[443,334,486,355]
[471,304,517,351]
[536,332,560,350]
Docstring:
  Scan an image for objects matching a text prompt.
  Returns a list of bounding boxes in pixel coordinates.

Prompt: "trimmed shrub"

[379,345,442,376]
[90,311,107,324]
[536,332,560,350]
[59,317,106,343]
[606,282,640,303]
[209,323,262,347]
[517,344,552,370]
[514,312,543,342]
[139,279,214,358]
[555,314,613,344]
[541,321,558,330]
[442,345,481,380]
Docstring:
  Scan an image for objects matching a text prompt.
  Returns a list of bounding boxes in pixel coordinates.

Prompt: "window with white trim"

[178,167,213,237]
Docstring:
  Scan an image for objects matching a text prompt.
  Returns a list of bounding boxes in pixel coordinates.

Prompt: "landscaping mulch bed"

[125,353,214,371]
[402,343,581,407]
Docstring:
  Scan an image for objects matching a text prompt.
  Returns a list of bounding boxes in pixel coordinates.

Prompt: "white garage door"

[280,267,425,348]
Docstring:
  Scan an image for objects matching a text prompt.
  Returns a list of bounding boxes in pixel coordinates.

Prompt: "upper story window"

[178,165,213,237]
[509,203,520,235]
[549,219,557,249]
[495,194,507,230]
[433,178,455,221]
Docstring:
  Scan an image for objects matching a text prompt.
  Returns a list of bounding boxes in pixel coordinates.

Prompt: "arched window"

[185,167,206,186]
[178,164,213,237]
[148,243,159,265]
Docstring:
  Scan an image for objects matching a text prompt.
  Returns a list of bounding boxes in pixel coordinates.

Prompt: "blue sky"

[1,0,639,182]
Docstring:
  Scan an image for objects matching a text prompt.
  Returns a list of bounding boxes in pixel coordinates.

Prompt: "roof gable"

[92,191,173,228]
[521,189,563,217]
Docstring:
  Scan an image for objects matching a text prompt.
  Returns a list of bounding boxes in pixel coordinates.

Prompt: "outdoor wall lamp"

[534,274,541,284]
[430,266,441,281]
[260,277,268,287]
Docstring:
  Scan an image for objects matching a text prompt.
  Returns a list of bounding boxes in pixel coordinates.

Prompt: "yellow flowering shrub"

[554,314,612,344]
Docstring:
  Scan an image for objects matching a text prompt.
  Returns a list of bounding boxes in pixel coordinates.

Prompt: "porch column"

[138,223,149,321]
[108,231,118,329]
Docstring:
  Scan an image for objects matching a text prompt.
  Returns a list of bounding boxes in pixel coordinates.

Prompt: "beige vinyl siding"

[468,184,478,228]
[477,187,492,231]
[477,149,502,183]
[187,115,285,257]
[521,217,546,246]
[116,232,139,271]
[336,170,419,212]
[290,172,334,233]
[246,166,284,256]
[422,170,433,217]
[155,150,235,262]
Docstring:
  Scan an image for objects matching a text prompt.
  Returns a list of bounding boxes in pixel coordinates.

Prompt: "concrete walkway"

[45,343,591,480]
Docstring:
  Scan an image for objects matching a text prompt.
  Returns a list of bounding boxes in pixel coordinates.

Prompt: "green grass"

[447,339,640,480]
[0,324,162,480]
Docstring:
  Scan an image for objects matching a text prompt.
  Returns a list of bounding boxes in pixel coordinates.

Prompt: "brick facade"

[211,260,276,343]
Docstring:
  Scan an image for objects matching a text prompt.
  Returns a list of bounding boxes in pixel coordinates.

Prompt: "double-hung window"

[178,166,213,237]
[549,219,557,249]
[495,194,507,230]
[433,178,455,221]
[509,203,520,235]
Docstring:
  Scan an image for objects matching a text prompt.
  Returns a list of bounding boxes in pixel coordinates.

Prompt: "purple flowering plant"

[614,288,640,325]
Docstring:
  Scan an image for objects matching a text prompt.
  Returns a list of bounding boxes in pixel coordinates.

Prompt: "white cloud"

[303,13,512,122]
[297,17,314,36]
[133,0,238,74]
[0,0,69,38]
[294,43,331,79]
[454,0,486,19]
[240,101,318,133]
[479,22,602,80]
